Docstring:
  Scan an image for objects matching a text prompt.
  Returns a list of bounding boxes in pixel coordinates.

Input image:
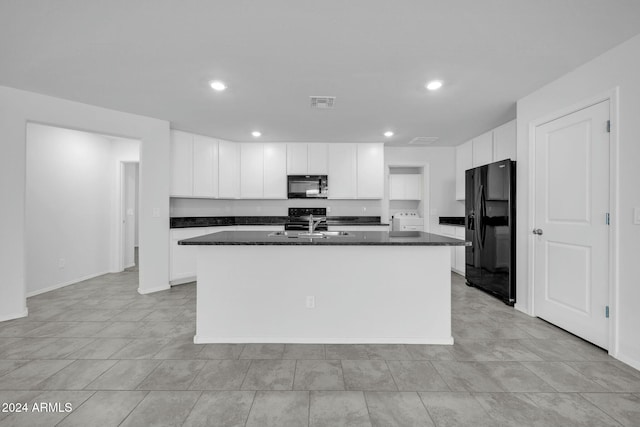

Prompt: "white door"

[533,100,610,348]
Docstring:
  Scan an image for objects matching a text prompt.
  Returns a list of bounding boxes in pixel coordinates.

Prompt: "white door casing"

[533,100,610,349]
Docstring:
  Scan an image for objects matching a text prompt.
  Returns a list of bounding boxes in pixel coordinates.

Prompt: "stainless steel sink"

[319,231,352,236]
[267,231,290,237]
[296,232,327,238]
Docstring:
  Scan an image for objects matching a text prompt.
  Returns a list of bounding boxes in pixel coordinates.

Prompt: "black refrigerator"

[465,159,516,305]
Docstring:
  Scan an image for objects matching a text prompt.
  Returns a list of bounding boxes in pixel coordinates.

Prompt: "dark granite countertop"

[179,230,469,246]
[170,216,388,228]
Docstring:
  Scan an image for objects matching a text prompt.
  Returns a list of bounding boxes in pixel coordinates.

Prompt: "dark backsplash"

[171,216,386,228]
[439,216,465,226]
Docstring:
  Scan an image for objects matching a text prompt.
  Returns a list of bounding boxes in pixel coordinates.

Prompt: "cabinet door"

[328,143,357,199]
[263,143,287,199]
[455,246,466,275]
[218,140,240,198]
[286,143,307,174]
[389,175,405,200]
[357,143,384,199]
[493,119,516,162]
[170,130,193,196]
[169,227,208,282]
[308,143,329,174]
[472,131,493,167]
[240,143,264,198]
[455,141,472,200]
[192,135,218,198]
[405,175,422,200]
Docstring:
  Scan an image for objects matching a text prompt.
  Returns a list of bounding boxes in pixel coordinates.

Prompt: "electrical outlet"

[363,206,367,212]
[306,296,315,309]
[58,258,65,269]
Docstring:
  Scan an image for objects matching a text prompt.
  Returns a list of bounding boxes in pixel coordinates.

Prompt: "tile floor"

[0,271,639,426]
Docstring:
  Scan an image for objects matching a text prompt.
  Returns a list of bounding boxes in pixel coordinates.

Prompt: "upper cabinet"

[328,143,357,199]
[263,143,287,199]
[192,135,219,198]
[307,143,328,174]
[356,143,384,199]
[218,140,240,199]
[455,119,516,200]
[170,130,194,197]
[170,131,384,200]
[240,144,264,199]
[390,174,422,200]
[493,120,516,162]
[286,143,328,175]
[455,141,472,201]
[472,131,493,167]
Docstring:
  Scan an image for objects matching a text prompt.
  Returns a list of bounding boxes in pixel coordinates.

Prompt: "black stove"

[285,207,328,231]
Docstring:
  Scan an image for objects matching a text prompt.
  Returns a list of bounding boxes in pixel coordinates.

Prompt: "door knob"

[532,228,543,235]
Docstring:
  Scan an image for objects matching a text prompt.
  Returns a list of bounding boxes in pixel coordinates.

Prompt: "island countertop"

[179,230,469,246]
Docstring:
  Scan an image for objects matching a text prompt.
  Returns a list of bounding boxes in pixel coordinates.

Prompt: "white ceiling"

[1,1,640,146]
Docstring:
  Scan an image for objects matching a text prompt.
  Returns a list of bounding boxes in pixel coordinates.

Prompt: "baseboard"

[194,335,455,345]
[138,285,170,295]
[614,352,640,371]
[514,303,532,316]
[26,271,110,297]
[0,308,28,322]
[170,276,196,286]
[125,262,135,269]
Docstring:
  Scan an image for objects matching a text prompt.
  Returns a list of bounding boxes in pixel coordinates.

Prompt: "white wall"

[26,124,116,295]
[384,147,462,232]
[516,34,640,369]
[170,198,383,218]
[0,86,171,322]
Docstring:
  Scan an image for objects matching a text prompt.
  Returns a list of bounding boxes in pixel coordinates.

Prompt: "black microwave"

[287,175,328,199]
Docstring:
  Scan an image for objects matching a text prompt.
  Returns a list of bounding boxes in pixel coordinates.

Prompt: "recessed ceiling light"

[251,131,262,137]
[384,131,394,137]
[425,80,443,91]
[209,80,227,91]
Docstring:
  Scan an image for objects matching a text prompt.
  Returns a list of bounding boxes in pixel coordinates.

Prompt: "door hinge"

[605,305,610,318]
[606,120,611,133]
[606,213,610,225]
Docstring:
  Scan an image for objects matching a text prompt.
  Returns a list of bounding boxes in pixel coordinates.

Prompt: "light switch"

[634,207,640,225]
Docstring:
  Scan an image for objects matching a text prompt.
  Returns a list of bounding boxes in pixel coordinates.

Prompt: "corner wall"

[516,34,640,368]
[0,86,171,321]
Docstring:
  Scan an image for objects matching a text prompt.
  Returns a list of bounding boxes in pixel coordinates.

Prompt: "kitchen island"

[180,230,468,345]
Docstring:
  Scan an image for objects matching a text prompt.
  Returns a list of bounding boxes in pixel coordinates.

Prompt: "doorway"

[122,162,139,272]
[532,99,611,348]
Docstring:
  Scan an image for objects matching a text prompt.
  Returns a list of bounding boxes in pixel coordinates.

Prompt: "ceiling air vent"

[310,96,336,109]
[408,136,439,145]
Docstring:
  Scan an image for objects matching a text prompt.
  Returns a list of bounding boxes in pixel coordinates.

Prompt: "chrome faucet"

[307,214,326,234]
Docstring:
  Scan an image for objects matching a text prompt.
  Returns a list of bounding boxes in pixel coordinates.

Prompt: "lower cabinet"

[170,226,284,284]
[438,225,466,276]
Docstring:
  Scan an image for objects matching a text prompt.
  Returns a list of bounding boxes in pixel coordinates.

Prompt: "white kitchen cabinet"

[328,143,357,199]
[493,119,516,162]
[389,174,422,200]
[472,131,493,167]
[218,140,240,198]
[170,225,284,284]
[192,135,219,198]
[170,130,193,197]
[357,143,384,199]
[170,227,225,284]
[287,143,328,175]
[263,143,287,199]
[438,225,466,276]
[240,144,264,198]
[307,143,328,174]
[286,143,308,174]
[455,140,472,200]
